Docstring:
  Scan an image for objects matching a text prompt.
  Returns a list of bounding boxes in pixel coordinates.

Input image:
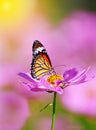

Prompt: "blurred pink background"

[0,0,96,130]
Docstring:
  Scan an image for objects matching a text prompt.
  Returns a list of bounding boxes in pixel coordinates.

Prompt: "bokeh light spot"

[2,2,11,11]
[0,0,36,30]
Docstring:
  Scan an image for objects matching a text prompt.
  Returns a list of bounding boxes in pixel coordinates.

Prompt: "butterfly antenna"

[53,64,67,69]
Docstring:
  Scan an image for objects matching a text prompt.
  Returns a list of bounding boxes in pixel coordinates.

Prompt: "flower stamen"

[47,74,63,87]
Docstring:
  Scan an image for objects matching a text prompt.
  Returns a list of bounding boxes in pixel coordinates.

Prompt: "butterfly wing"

[31,40,54,80]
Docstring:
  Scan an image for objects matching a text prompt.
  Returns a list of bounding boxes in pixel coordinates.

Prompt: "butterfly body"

[31,40,55,80]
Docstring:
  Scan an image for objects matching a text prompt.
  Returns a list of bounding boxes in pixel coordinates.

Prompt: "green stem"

[51,92,57,130]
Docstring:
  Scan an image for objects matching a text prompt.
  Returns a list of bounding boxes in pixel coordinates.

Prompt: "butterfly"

[31,40,55,80]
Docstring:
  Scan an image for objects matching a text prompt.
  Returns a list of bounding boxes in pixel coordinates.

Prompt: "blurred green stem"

[51,92,57,130]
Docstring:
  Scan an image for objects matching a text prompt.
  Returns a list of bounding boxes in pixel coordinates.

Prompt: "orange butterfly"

[31,40,55,80]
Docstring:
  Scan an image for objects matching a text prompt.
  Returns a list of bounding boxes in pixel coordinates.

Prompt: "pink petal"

[18,72,38,84]
[22,82,46,92]
[69,68,89,82]
[63,68,78,81]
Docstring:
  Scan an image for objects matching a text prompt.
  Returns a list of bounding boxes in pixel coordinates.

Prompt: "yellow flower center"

[47,74,63,87]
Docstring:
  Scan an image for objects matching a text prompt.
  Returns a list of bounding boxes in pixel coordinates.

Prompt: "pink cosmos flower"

[61,78,96,116]
[18,67,89,95]
[35,116,83,130]
[0,91,30,130]
[61,11,96,67]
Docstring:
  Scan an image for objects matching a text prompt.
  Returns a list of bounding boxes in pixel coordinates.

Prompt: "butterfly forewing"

[31,40,54,80]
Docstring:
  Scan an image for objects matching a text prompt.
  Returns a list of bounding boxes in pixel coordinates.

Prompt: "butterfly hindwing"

[31,40,54,80]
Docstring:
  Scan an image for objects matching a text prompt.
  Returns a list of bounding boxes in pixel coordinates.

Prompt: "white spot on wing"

[34,47,45,54]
